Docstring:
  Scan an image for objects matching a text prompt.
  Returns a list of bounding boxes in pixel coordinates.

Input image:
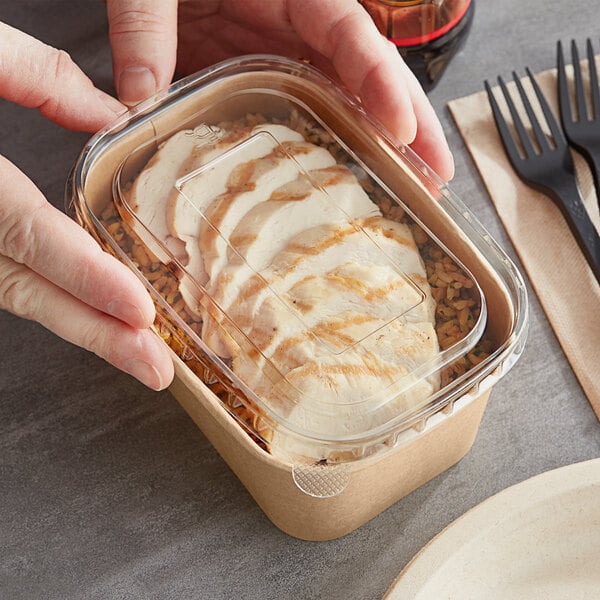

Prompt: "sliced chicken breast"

[208,217,424,353]
[201,165,381,341]
[167,125,305,241]
[198,141,336,286]
[127,128,210,263]
[166,124,306,314]
[224,165,380,273]
[237,310,438,391]
[231,261,434,385]
[265,349,437,458]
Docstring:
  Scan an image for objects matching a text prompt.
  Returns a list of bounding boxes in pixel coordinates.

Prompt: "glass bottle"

[359,0,474,91]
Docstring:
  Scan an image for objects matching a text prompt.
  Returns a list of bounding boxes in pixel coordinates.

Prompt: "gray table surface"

[1,2,599,599]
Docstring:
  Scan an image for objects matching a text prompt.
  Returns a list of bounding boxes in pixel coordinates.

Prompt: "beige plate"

[384,458,600,600]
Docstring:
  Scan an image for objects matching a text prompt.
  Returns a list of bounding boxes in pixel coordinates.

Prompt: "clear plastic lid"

[68,56,527,465]
[106,65,485,461]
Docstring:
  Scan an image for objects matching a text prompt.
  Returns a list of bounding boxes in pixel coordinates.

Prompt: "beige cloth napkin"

[448,65,600,419]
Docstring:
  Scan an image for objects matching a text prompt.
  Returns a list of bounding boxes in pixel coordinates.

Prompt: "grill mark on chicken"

[244,264,424,361]
[268,164,348,202]
[269,190,312,203]
[284,222,359,258]
[256,312,377,356]
[289,272,413,314]
[226,160,259,194]
[266,317,434,380]
[286,359,401,386]
[228,233,258,250]
[222,165,377,273]
[221,226,354,309]
[275,316,378,361]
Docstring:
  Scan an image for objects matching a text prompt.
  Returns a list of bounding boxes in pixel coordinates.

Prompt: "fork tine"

[496,75,538,159]
[525,67,566,147]
[511,69,553,154]
[485,80,524,165]
[587,38,600,120]
[571,40,588,122]
[557,40,574,124]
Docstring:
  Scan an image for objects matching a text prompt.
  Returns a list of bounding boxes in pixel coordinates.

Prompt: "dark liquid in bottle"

[360,0,474,91]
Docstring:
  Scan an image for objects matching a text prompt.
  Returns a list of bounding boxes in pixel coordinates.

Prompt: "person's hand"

[106,0,454,180]
[0,22,174,390]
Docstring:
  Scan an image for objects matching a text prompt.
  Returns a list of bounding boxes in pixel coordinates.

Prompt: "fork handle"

[550,178,600,285]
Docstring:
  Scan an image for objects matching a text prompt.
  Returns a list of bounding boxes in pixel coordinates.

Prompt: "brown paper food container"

[67,56,527,540]
[171,354,491,540]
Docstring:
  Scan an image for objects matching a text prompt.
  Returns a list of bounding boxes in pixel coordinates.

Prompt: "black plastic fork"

[485,69,600,284]
[557,39,600,208]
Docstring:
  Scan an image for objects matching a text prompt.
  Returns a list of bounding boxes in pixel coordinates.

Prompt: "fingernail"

[107,299,148,328]
[124,359,164,391]
[447,153,456,180]
[117,66,157,105]
[95,88,126,116]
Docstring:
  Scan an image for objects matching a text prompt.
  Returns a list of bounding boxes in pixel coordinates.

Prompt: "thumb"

[106,0,178,106]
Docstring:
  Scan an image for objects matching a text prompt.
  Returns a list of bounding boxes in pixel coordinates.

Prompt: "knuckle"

[0,198,45,265]
[0,260,41,320]
[109,9,170,36]
[81,318,143,368]
[48,48,76,83]
[80,318,113,361]
[38,48,75,117]
[66,255,95,302]
[329,11,360,49]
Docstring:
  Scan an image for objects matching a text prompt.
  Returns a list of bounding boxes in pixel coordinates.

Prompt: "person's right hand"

[0,22,174,391]
[105,0,454,181]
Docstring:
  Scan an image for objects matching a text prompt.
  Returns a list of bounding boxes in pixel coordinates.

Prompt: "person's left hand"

[105,0,454,181]
[0,22,174,391]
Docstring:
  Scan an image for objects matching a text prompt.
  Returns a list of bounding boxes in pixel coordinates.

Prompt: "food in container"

[67,55,528,540]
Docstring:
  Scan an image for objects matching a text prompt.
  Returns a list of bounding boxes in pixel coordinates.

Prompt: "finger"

[397,61,455,181]
[286,0,454,179]
[0,22,125,132]
[0,155,155,330]
[287,1,417,143]
[106,0,178,105]
[0,256,174,390]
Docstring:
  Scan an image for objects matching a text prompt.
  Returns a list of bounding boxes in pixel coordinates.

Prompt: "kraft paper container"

[67,56,528,540]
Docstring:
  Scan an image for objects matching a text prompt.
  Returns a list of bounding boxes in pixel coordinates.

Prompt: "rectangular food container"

[67,55,528,541]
